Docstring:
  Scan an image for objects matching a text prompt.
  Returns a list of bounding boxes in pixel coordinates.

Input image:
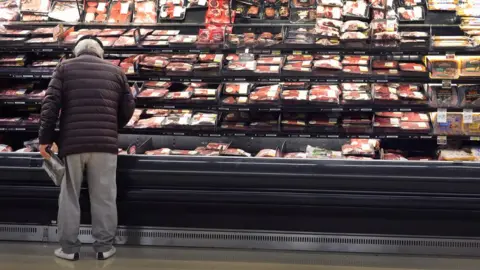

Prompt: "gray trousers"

[58,153,118,254]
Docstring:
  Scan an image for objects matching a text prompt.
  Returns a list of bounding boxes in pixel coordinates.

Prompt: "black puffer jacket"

[39,53,135,157]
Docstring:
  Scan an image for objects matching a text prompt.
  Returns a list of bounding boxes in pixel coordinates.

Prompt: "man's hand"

[40,144,51,160]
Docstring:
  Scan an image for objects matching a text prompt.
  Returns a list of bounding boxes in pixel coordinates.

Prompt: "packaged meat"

[124,28,153,37]
[191,112,217,126]
[370,0,386,9]
[227,61,256,71]
[256,149,278,158]
[223,112,249,122]
[342,56,370,66]
[220,148,251,157]
[221,122,248,130]
[112,36,136,47]
[283,65,311,72]
[145,109,169,116]
[134,116,166,128]
[282,90,309,101]
[317,18,343,29]
[287,55,313,61]
[398,6,424,21]
[372,60,398,69]
[398,62,426,72]
[316,6,343,20]
[341,83,370,92]
[398,89,426,101]
[222,96,249,105]
[165,91,192,100]
[205,143,230,151]
[98,28,126,36]
[429,85,458,108]
[108,1,133,23]
[431,112,462,135]
[138,88,169,98]
[160,5,186,20]
[374,117,400,128]
[170,150,198,156]
[152,30,180,36]
[340,31,368,40]
[341,20,369,32]
[292,0,315,8]
[249,85,281,103]
[463,113,480,135]
[133,0,157,23]
[144,81,172,88]
[438,149,475,161]
[343,65,369,74]
[376,112,403,118]
[401,31,429,38]
[283,152,307,158]
[145,148,172,155]
[166,62,193,73]
[21,0,49,13]
[309,89,340,103]
[223,83,251,95]
[343,0,369,19]
[373,32,401,40]
[290,9,316,23]
[458,85,480,108]
[85,1,109,22]
[342,91,372,103]
[401,112,429,122]
[284,61,312,68]
[313,59,342,70]
[459,56,480,77]
[257,57,284,65]
[254,65,280,74]
[427,57,460,79]
[341,139,379,156]
[49,1,81,22]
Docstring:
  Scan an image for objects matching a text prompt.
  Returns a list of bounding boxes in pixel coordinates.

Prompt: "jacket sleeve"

[39,64,64,145]
[117,72,135,128]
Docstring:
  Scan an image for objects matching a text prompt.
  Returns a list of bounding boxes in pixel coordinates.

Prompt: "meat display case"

[1,0,480,255]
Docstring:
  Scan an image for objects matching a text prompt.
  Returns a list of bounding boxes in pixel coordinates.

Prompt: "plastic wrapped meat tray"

[113,36,136,47]
[191,112,217,126]
[20,0,50,13]
[249,85,281,103]
[400,121,430,133]
[49,1,81,22]
[341,139,379,156]
[85,1,109,22]
[282,90,309,102]
[98,28,126,36]
[108,1,133,23]
[138,88,169,98]
[98,37,118,47]
[223,83,251,95]
[133,0,157,23]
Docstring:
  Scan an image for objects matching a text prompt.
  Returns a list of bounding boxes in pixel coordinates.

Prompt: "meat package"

[98,37,118,47]
[113,36,136,47]
[166,62,193,73]
[282,90,309,102]
[223,83,251,95]
[98,28,126,36]
[159,5,186,20]
[316,6,343,20]
[133,0,157,23]
[20,0,50,13]
[249,85,281,103]
[313,59,342,70]
[108,1,133,23]
[48,1,81,22]
[191,112,217,126]
[137,88,169,98]
[343,0,369,19]
[398,6,424,21]
[342,56,370,66]
[85,1,109,22]
[399,62,427,72]
[341,139,380,157]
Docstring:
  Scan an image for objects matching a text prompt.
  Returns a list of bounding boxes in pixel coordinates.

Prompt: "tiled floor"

[1,242,480,270]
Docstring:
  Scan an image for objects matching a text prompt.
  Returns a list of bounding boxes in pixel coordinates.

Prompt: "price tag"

[97,2,107,12]
[437,108,447,123]
[446,52,455,59]
[442,80,452,89]
[463,109,473,124]
[293,50,302,55]
[437,136,447,145]
[470,136,480,141]
[199,0,207,5]
[173,6,183,17]
[120,2,130,14]
[272,50,281,55]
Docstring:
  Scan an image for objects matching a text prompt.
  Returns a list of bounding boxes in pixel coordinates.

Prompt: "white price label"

[97,2,106,12]
[464,109,473,124]
[199,0,207,5]
[173,6,183,17]
[437,108,447,123]
[437,135,447,145]
[120,2,130,14]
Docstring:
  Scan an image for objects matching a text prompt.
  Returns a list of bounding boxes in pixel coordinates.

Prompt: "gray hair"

[73,39,104,58]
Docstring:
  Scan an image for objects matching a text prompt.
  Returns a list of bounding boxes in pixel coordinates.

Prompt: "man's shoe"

[54,248,80,261]
[96,246,116,260]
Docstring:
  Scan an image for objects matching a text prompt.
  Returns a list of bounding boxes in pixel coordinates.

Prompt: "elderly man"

[39,36,135,261]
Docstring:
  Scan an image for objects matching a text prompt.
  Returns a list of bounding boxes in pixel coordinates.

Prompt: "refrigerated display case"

[1,0,480,256]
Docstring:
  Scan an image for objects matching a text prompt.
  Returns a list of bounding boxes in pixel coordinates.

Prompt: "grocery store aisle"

[1,242,480,270]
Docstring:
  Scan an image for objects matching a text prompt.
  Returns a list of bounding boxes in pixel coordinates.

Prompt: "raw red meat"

[138,88,169,98]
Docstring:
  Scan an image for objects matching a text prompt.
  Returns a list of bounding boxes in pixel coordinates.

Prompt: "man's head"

[73,38,104,58]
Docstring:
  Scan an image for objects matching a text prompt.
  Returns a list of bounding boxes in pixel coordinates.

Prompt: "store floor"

[2,242,480,270]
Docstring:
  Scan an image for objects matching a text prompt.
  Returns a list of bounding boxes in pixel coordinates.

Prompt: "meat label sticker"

[214,54,223,63]
[97,2,107,12]
[145,2,154,12]
[120,2,130,14]
[463,109,473,124]
[173,6,183,17]
[413,65,424,71]
[199,0,207,5]
[437,108,447,123]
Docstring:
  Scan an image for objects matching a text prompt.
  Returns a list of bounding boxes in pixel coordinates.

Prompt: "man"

[39,36,135,261]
